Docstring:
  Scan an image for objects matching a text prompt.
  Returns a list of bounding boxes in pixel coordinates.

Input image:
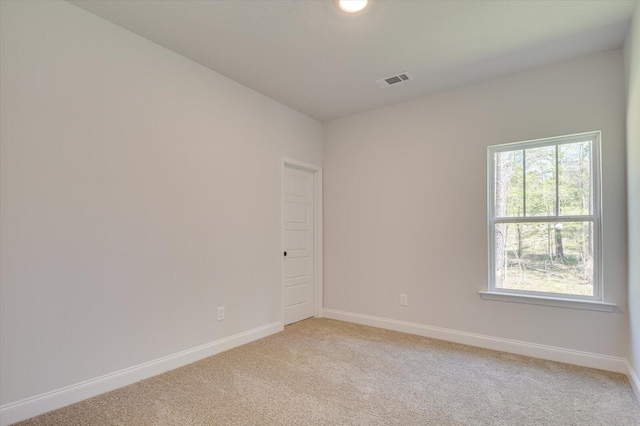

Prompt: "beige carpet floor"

[15,318,640,425]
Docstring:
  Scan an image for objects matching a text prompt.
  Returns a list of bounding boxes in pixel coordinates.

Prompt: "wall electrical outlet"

[400,294,408,306]
[217,306,225,321]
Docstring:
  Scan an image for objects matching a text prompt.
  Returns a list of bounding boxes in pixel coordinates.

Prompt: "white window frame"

[481,131,616,312]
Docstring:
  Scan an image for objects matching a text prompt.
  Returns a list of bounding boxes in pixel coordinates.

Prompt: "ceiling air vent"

[374,72,414,88]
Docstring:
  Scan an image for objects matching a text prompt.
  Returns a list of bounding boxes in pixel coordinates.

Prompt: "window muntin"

[558,141,592,216]
[488,132,601,300]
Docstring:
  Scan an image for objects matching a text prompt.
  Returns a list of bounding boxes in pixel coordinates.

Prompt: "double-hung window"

[484,131,611,310]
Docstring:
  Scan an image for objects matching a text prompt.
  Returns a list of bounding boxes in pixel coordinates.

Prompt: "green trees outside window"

[489,133,599,298]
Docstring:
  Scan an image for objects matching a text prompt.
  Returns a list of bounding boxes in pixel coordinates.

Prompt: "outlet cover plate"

[400,294,408,306]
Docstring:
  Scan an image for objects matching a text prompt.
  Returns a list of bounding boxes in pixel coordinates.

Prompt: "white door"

[283,166,314,325]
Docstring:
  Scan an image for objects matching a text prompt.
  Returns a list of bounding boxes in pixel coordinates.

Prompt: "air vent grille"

[375,72,413,88]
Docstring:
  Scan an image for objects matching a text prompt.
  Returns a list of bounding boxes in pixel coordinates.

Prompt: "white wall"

[625,4,640,380]
[324,49,628,357]
[0,0,322,406]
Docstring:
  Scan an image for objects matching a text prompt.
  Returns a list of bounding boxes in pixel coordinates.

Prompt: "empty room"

[1,0,640,424]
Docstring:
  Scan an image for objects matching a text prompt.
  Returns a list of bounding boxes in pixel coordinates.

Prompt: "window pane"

[525,146,556,216]
[559,141,592,216]
[494,150,523,217]
[494,222,594,296]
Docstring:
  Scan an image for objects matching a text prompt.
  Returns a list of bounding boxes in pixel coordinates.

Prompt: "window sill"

[478,291,617,312]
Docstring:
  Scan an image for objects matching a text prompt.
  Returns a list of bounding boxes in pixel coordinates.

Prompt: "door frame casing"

[281,157,323,324]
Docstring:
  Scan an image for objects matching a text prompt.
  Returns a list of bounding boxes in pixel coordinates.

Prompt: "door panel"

[286,175,308,197]
[285,283,309,307]
[285,230,308,251]
[285,257,309,279]
[283,166,314,325]
[285,203,308,223]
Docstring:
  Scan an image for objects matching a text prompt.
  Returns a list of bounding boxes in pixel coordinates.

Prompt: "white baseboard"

[323,309,628,374]
[627,360,640,404]
[0,321,283,426]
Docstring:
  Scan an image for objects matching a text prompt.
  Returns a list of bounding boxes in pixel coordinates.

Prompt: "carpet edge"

[0,321,284,426]
[322,309,628,374]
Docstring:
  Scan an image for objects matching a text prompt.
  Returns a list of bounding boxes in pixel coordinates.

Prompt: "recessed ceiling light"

[338,0,368,13]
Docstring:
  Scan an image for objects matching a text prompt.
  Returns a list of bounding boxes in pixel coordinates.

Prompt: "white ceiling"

[69,0,638,122]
